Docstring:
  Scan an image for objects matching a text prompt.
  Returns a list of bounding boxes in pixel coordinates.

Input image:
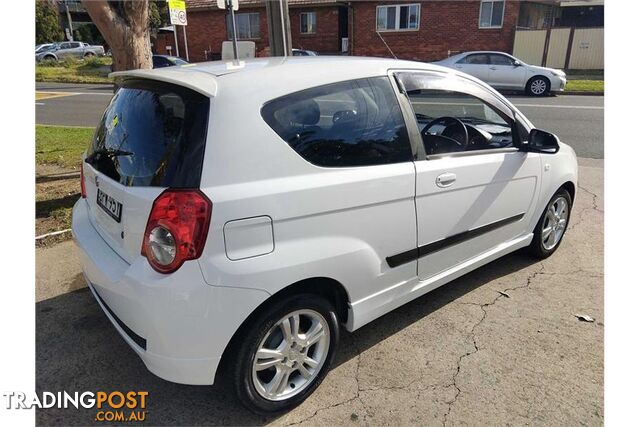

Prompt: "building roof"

[186,0,341,10]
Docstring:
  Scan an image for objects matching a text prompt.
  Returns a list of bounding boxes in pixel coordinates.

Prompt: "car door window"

[404,88,515,155]
[489,54,514,66]
[261,77,412,167]
[460,54,489,65]
[59,43,70,49]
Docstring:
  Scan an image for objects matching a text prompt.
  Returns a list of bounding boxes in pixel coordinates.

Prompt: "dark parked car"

[152,55,189,68]
[292,49,318,56]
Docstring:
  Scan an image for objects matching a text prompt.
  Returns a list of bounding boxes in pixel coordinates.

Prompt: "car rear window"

[86,79,209,187]
[261,77,412,167]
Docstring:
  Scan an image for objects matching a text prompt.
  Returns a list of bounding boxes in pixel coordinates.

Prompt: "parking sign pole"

[182,26,189,61]
[173,25,180,58]
[228,0,239,60]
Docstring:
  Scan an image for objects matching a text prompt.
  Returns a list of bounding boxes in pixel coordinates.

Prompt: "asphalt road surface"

[36,82,604,159]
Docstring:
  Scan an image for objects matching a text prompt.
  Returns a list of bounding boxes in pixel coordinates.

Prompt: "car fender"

[529,142,578,230]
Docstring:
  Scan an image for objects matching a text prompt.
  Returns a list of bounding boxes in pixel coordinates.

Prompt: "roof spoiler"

[109,68,217,97]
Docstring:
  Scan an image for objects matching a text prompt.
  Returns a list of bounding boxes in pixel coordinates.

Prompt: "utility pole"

[265,0,292,57]
[64,0,74,41]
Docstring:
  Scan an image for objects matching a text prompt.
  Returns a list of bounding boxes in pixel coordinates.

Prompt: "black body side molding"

[386,213,525,268]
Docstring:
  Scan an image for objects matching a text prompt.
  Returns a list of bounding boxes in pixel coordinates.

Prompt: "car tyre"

[84,52,95,58]
[529,188,572,258]
[231,294,339,414]
[526,76,551,97]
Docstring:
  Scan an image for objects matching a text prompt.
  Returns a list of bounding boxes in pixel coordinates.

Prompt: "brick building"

[157,0,522,63]
[349,0,520,61]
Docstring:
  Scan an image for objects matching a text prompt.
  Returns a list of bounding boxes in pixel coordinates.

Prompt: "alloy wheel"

[251,309,330,401]
[542,196,569,250]
[531,79,547,95]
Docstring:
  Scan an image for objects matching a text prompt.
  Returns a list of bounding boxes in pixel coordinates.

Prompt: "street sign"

[217,0,239,11]
[169,0,188,26]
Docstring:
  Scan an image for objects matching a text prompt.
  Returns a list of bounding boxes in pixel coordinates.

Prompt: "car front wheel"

[529,188,572,258]
[232,294,339,414]
[526,76,550,96]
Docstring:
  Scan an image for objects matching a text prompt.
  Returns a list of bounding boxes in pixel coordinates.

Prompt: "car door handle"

[489,66,497,70]
[436,173,457,187]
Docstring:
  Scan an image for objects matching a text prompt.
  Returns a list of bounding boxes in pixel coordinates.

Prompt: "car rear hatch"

[82,78,210,264]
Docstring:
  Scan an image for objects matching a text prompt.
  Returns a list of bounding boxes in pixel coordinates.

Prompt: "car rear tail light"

[80,162,87,198]
[141,189,212,274]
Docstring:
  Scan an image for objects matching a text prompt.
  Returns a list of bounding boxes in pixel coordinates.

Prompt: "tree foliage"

[149,0,169,30]
[36,0,64,44]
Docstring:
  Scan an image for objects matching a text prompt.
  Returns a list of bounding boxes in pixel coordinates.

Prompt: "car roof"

[445,51,515,60]
[111,56,455,98]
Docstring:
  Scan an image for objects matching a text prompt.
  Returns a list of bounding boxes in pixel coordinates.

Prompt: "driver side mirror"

[526,129,560,154]
[513,60,522,67]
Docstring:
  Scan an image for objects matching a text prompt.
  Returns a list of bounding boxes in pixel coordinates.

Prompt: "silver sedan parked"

[435,51,566,96]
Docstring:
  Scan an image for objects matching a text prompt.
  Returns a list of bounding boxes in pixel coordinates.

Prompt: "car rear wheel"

[529,188,572,258]
[232,294,339,414]
[526,76,550,96]
[84,52,95,58]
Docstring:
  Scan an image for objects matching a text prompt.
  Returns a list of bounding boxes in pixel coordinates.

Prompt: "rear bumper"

[72,199,269,385]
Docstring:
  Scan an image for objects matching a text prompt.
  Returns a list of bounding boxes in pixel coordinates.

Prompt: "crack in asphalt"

[443,266,547,426]
[284,342,437,426]
[284,346,366,426]
[569,185,603,231]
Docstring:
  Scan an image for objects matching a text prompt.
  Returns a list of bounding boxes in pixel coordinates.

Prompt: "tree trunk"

[82,0,152,71]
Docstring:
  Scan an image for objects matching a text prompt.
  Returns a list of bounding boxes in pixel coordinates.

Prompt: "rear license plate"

[97,188,122,223]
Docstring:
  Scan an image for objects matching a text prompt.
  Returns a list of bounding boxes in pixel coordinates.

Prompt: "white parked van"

[72,57,577,413]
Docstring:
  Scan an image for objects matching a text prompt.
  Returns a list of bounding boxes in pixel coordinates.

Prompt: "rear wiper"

[85,148,133,163]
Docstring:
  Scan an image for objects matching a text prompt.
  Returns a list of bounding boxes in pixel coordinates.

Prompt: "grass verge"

[565,80,604,93]
[35,56,112,84]
[36,125,93,243]
[36,125,93,168]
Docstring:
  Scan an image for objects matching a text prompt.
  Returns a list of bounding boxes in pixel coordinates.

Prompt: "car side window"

[489,54,514,66]
[461,54,489,65]
[262,77,413,167]
[405,89,515,156]
[70,42,81,48]
[59,43,70,49]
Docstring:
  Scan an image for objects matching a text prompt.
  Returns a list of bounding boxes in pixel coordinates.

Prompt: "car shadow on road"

[36,251,538,426]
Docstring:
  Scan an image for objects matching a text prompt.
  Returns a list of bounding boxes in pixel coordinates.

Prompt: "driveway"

[36,158,603,426]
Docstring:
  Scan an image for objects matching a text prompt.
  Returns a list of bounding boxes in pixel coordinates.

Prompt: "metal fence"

[513,27,603,70]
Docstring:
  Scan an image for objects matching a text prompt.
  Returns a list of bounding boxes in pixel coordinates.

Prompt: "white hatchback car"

[72,57,577,413]
[435,51,567,96]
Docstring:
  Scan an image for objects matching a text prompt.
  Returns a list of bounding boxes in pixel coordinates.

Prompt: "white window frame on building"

[376,4,420,32]
[479,0,506,29]
[227,12,261,39]
[300,12,317,34]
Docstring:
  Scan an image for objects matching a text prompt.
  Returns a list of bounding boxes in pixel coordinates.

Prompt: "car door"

[56,42,72,58]
[487,54,527,89]
[70,42,84,58]
[452,53,490,82]
[393,71,541,280]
